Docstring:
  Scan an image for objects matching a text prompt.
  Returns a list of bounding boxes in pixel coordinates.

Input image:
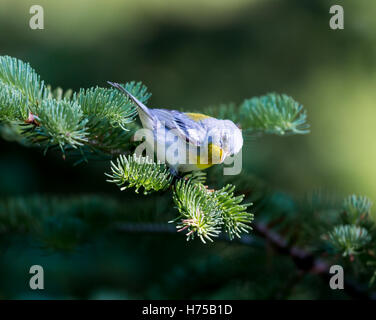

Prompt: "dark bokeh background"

[0,0,375,299]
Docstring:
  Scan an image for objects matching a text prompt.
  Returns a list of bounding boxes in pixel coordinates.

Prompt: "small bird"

[108,82,243,174]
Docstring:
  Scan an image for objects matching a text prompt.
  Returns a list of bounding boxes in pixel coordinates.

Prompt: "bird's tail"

[107,81,154,121]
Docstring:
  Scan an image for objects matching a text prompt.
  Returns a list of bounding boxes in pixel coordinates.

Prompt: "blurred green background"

[0,0,375,299]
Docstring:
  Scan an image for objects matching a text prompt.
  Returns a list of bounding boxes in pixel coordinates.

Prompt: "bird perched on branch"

[108,81,243,174]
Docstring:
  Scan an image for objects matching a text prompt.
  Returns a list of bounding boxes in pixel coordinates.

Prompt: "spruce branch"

[203,93,309,136]
[239,93,309,135]
[29,99,89,151]
[0,55,44,108]
[171,180,253,243]
[342,194,373,225]
[106,154,173,194]
[214,184,253,240]
[171,180,223,243]
[73,85,139,131]
[0,55,154,158]
[316,194,376,285]
[0,83,27,121]
[123,80,152,104]
[322,194,375,258]
[327,225,372,257]
[69,82,151,155]
[107,155,253,243]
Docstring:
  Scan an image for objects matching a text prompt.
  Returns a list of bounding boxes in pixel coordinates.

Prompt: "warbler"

[108,82,243,174]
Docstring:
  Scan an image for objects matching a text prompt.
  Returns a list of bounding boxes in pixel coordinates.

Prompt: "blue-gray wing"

[151,109,207,146]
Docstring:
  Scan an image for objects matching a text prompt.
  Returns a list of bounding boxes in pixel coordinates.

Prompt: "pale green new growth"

[0,84,26,121]
[73,81,150,131]
[328,225,371,257]
[329,195,374,261]
[214,184,253,240]
[106,154,173,194]
[343,194,373,225]
[240,93,309,135]
[171,180,223,243]
[203,93,309,136]
[171,180,253,243]
[30,99,89,150]
[0,55,44,107]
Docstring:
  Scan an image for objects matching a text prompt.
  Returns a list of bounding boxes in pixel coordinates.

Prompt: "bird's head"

[206,119,243,162]
[220,120,243,157]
